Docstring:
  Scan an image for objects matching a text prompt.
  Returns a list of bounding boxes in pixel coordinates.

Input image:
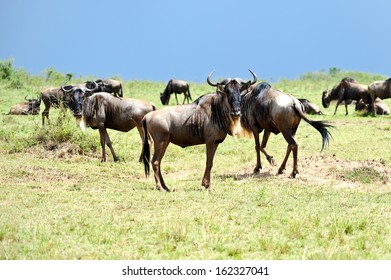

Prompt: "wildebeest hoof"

[277,168,285,175]
[267,156,276,166]
[253,167,261,173]
[289,170,299,178]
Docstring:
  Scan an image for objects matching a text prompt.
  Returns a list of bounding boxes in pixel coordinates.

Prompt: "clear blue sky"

[1,0,390,83]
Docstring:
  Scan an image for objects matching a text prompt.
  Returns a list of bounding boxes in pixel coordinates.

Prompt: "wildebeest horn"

[85,80,98,92]
[248,69,258,85]
[61,85,74,93]
[207,70,218,87]
[24,95,29,101]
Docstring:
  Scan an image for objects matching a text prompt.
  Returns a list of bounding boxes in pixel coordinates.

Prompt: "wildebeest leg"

[202,141,219,191]
[152,140,171,192]
[260,131,276,166]
[333,100,342,115]
[253,131,262,173]
[369,93,377,116]
[175,93,179,105]
[99,127,118,162]
[136,125,146,162]
[278,131,298,178]
[344,103,349,115]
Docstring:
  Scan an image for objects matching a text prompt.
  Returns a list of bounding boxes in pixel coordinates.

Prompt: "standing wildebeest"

[4,96,41,115]
[143,70,257,192]
[95,79,123,97]
[160,79,192,105]
[368,78,391,116]
[40,81,98,125]
[241,82,332,178]
[322,77,369,115]
[80,92,156,162]
[298,98,322,115]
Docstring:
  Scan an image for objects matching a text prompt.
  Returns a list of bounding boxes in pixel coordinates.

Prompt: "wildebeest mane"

[82,94,97,125]
[240,82,272,133]
[187,91,232,139]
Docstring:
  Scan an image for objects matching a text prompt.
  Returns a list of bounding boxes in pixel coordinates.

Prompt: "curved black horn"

[24,95,29,101]
[248,69,258,85]
[207,70,218,87]
[85,80,98,92]
[61,85,74,93]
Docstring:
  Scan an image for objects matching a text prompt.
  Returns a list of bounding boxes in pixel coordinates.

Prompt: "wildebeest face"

[322,90,330,108]
[160,92,169,105]
[224,80,242,117]
[69,89,85,117]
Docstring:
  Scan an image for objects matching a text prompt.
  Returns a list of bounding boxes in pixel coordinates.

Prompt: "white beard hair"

[79,116,86,132]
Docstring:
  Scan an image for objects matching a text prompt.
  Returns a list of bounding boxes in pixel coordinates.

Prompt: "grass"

[0,64,390,259]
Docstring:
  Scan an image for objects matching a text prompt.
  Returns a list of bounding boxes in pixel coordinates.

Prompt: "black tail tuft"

[142,118,150,176]
[308,120,333,151]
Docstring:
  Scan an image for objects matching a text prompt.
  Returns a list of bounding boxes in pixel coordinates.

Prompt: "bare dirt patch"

[234,155,390,192]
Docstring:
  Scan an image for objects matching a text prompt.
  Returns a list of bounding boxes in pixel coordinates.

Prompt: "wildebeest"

[322,77,369,115]
[80,92,156,162]
[160,79,192,105]
[143,70,257,192]
[95,79,123,97]
[4,96,41,115]
[298,98,322,115]
[355,97,390,115]
[368,78,391,116]
[241,82,332,178]
[40,81,98,125]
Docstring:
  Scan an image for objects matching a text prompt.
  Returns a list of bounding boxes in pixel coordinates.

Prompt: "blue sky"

[1,0,390,83]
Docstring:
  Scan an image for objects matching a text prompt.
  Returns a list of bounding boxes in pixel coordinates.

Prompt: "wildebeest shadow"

[218,170,276,181]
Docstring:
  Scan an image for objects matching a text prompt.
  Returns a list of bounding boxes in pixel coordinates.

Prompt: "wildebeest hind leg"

[278,132,298,178]
[152,140,171,192]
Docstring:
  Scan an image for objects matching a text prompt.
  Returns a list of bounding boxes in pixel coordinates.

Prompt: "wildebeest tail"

[142,118,150,176]
[293,101,333,151]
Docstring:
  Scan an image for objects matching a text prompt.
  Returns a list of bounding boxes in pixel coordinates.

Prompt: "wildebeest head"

[160,91,169,105]
[25,95,41,115]
[207,69,257,117]
[61,82,98,118]
[322,89,331,108]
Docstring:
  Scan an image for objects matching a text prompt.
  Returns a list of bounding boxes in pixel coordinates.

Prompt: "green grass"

[0,63,390,259]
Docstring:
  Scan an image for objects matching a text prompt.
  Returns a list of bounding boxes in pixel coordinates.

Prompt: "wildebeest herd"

[4,72,391,191]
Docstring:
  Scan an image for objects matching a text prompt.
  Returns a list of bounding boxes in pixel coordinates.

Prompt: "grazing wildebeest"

[40,81,98,125]
[356,97,390,115]
[241,82,332,178]
[298,98,322,115]
[80,92,156,162]
[368,78,391,116]
[322,77,369,115]
[143,70,257,192]
[160,79,192,105]
[95,79,123,97]
[4,96,41,115]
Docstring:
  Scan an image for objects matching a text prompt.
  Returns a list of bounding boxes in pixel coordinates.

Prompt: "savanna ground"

[0,61,390,259]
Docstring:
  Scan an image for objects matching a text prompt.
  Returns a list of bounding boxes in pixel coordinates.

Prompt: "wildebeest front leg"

[202,141,219,191]
[99,127,118,162]
[260,131,275,166]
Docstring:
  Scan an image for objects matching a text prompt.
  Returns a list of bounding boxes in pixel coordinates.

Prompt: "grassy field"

[0,63,390,259]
